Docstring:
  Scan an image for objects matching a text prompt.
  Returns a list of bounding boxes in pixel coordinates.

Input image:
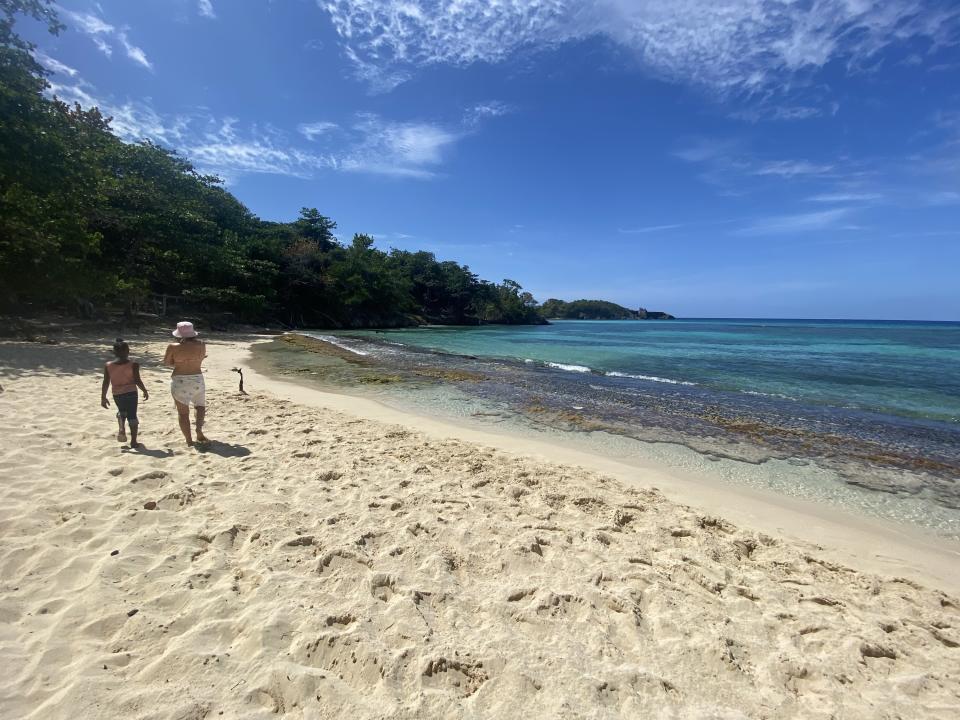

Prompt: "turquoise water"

[258,319,960,531]
[348,319,960,423]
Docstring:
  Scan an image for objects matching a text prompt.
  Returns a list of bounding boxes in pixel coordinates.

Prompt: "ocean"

[253,319,960,537]
[343,319,960,421]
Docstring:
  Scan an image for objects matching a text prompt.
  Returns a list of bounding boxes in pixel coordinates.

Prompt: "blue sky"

[21,0,960,319]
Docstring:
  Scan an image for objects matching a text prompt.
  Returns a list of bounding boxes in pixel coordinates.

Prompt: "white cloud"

[92,37,113,58]
[752,160,835,178]
[106,102,190,145]
[118,32,153,71]
[468,100,512,118]
[807,192,882,203]
[298,121,338,141]
[734,207,854,236]
[198,0,216,19]
[674,137,853,194]
[370,232,415,242]
[42,79,323,178]
[34,51,78,77]
[922,190,960,205]
[463,101,514,128]
[673,138,738,163]
[188,141,330,180]
[768,106,823,121]
[61,9,114,36]
[47,79,100,108]
[62,9,152,70]
[42,79,491,181]
[320,1,960,97]
[336,114,459,178]
[618,223,683,234]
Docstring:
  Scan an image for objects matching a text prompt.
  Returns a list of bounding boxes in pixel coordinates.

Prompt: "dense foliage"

[540,299,675,320]
[0,1,543,327]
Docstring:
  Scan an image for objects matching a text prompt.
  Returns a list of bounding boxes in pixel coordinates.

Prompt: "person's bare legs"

[175,400,193,445]
[195,406,208,443]
[129,421,139,448]
[116,414,126,442]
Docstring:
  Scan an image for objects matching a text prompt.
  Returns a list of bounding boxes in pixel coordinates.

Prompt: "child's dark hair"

[113,338,130,356]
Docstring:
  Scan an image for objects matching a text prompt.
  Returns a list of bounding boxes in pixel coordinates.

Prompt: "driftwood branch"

[231,367,247,395]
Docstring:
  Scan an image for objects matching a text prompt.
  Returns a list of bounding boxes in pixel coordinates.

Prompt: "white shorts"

[171,374,206,407]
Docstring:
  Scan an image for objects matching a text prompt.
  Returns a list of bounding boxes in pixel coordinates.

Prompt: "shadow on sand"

[121,444,175,458]
[194,439,251,458]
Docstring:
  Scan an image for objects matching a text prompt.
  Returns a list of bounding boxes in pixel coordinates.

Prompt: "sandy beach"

[1,334,958,719]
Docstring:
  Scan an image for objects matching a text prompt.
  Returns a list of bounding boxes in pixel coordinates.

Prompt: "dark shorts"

[114,391,139,424]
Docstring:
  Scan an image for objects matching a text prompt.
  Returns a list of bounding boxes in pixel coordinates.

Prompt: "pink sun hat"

[172,321,199,339]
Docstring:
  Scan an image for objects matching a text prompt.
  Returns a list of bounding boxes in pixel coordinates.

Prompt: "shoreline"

[228,335,960,594]
[269,326,960,520]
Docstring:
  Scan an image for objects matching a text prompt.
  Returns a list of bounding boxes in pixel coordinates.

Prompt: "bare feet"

[117,431,127,442]
[196,430,209,443]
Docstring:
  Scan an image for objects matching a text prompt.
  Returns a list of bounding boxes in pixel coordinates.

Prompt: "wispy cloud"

[922,190,960,206]
[118,32,152,71]
[188,139,329,181]
[674,137,844,194]
[672,138,738,164]
[61,9,113,36]
[198,0,216,20]
[733,207,855,236]
[47,78,99,108]
[752,160,834,178]
[107,102,191,145]
[44,78,502,182]
[298,121,338,141]
[92,37,112,58]
[807,192,882,203]
[336,114,459,179]
[677,108,959,206]
[618,223,683,235]
[34,51,77,77]
[464,101,514,127]
[768,106,824,121]
[370,232,415,242]
[44,80,330,179]
[320,0,960,101]
[61,9,152,70]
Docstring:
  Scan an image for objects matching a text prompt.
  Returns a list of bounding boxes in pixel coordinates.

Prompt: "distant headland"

[539,299,675,320]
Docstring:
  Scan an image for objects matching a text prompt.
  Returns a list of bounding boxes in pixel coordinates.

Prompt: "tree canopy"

[0,0,544,327]
[0,1,674,328]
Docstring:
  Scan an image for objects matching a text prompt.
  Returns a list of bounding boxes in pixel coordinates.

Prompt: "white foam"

[305,334,369,356]
[744,390,798,401]
[546,362,593,373]
[606,371,696,386]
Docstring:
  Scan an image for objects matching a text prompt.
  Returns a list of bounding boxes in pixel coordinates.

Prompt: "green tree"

[0,0,557,327]
[0,0,107,305]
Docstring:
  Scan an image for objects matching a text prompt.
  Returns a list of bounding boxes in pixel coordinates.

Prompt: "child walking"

[101,338,149,447]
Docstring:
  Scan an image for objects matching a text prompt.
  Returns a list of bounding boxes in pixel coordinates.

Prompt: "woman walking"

[163,321,208,445]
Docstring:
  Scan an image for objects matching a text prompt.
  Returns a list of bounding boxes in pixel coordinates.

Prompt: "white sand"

[1,335,958,719]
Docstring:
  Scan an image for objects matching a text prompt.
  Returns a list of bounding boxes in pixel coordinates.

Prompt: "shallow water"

[252,320,960,539]
[347,319,960,423]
